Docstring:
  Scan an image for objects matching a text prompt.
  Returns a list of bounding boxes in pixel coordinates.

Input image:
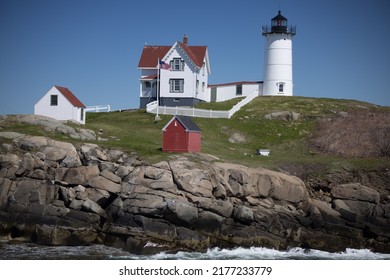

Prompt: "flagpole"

[155,58,160,120]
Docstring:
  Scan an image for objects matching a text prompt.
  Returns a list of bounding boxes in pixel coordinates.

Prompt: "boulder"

[331,183,380,204]
[42,146,67,162]
[269,171,308,204]
[126,193,167,217]
[0,153,21,167]
[264,111,300,121]
[34,224,98,246]
[76,128,96,141]
[82,199,107,218]
[86,188,111,207]
[164,200,198,225]
[115,165,134,179]
[186,195,233,218]
[138,216,177,242]
[88,175,121,193]
[14,136,80,164]
[169,160,213,198]
[233,205,254,224]
[343,200,376,216]
[0,178,12,208]
[310,199,341,223]
[59,155,81,168]
[100,169,121,184]
[15,153,36,176]
[80,143,108,161]
[215,162,308,203]
[0,131,25,140]
[63,165,100,185]
[107,149,124,162]
[253,172,273,197]
[11,180,59,205]
[196,210,225,230]
[228,132,246,143]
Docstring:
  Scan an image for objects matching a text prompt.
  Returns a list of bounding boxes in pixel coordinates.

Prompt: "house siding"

[208,82,263,102]
[186,131,201,152]
[159,97,202,107]
[162,120,188,152]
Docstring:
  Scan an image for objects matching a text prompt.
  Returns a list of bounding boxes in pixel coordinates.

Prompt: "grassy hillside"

[83,96,389,171]
[2,96,388,173]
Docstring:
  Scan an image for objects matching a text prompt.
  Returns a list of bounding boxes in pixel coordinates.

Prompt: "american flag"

[159,60,171,70]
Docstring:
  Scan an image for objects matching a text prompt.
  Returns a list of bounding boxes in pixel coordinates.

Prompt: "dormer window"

[171,58,184,71]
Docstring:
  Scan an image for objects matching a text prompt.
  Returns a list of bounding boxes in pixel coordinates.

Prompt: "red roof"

[54,86,86,108]
[177,42,207,68]
[138,46,171,68]
[138,43,207,68]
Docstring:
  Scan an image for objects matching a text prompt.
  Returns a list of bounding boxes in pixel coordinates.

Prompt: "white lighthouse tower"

[262,11,296,96]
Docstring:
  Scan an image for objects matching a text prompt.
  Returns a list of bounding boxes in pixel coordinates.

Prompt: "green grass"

[1,96,388,172]
[82,96,388,171]
[195,97,245,110]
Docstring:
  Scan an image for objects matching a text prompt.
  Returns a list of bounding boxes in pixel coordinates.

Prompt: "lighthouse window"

[278,83,284,93]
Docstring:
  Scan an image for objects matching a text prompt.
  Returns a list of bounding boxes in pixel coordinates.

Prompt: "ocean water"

[1,243,390,260]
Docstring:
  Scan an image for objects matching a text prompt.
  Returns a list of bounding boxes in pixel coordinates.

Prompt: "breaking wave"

[1,243,390,260]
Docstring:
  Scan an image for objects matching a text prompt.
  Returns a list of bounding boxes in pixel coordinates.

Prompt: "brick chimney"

[183,34,188,45]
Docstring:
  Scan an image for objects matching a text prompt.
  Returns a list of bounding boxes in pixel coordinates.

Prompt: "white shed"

[34,85,86,124]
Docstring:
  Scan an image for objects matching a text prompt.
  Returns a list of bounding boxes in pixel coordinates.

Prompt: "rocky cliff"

[1,132,390,254]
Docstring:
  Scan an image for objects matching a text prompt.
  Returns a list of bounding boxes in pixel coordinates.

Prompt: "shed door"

[173,130,187,151]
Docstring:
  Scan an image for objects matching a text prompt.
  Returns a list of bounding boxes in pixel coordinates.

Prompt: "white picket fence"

[146,90,258,119]
[86,105,111,112]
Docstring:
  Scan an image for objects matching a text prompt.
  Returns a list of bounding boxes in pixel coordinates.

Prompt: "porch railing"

[146,90,258,119]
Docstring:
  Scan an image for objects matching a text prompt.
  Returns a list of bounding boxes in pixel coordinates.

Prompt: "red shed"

[162,115,201,153]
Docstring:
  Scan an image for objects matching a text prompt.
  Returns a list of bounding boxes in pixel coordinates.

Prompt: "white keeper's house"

[34,85,86,124]
[138,35,211,108]
[138,10,295,108]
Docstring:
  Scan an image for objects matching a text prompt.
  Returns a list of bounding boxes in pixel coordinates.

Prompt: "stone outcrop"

[1,134,390,254]
[264,111,300,121]
[0,115,96,141]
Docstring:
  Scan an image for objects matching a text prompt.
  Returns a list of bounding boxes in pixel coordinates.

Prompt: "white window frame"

[171,58,184,71]
[170,79,184,93]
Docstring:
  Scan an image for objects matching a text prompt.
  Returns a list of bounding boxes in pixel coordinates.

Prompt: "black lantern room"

[262,10,296,35]
[271,10,288,33]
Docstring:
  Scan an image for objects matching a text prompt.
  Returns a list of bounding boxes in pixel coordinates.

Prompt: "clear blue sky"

[1,0,389,114]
